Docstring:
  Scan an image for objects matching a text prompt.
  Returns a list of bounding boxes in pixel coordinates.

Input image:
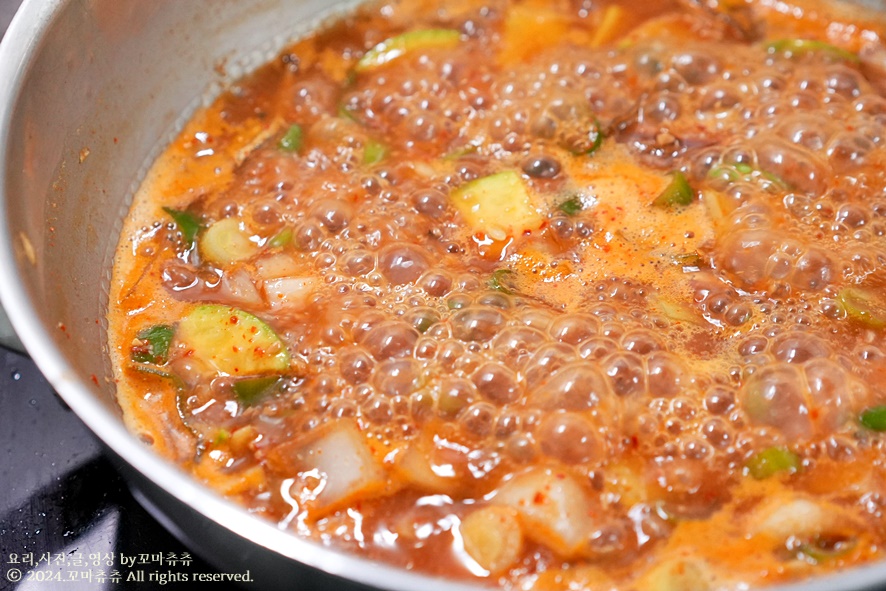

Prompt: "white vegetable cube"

[263,277,317,310]
[291,421,388,512]
[752,497,832,541]
[459,506,524,575]
[493,467,596,557]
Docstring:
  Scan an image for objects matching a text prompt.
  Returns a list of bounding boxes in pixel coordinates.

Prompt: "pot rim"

[2,1,886,591]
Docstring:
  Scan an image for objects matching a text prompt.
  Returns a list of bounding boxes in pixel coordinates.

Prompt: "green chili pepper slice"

[745,446,801,479]
[278,124,304,153]
[653,171,694,207]
[489,269,517,295]
[860,405,886,431]
[558,196,584,217]
[765,38,859,63]
[233,376,283,406]
[130,324,175,365]
[163,207,201,247]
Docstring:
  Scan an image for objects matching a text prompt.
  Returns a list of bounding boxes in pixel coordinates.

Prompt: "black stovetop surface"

[0,348,234,591]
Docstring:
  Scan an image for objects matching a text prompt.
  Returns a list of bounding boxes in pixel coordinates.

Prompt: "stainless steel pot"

[3,1,886,590]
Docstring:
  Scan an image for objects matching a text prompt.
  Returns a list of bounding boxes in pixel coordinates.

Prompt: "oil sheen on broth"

[108,0,886,588]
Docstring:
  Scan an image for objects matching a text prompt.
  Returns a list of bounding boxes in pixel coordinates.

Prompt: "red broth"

[109,0,886,588]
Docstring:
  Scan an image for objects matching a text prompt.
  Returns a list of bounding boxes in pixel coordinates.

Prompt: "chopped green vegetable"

[131,324,175,365]
[278,124,304,153]
[267,227,293,249]
[338,103,360,123]
[233,376,283,406]
[708,163,789,190]
[559,118,604,155]
[558,196,584,217]
[587,119,604,155]
[860,405,886,431]
[444,145,479,160]
[450,170,542,240]
[356,29,461,72]
[707,165,742,183]
[363,139,388,165]
[765,38,859,63]
[745,446,801,480]
[177,304,290,376]
[652,171,694,207]
[795,535,857,564]
[838,288,886,329]
[489,269,517,295]
[213,429,232,445]
[163,207,201,247]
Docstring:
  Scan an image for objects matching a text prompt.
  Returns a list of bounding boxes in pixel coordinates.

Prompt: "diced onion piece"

[395,431,469,494]
[459,506,523,575]
[177,304,290,376]
[291,421,388,512]
[200,217,259,266]
[635,556,714,591]
[451,171,543,241]
[263,276,318,310]
[752,497,832,541]
[493,467,596,557]
[229,425,260,455]
[193,454,267,496]
[219,268,263,307]
[255,253,302,279]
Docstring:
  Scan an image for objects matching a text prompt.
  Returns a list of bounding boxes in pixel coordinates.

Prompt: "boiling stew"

[109,0,886,588]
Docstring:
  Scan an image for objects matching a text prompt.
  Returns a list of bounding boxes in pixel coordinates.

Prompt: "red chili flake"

[533,492,546,505]
[90,374,99,386]
[810,408,820,420]
[630,435,639,449]
[229,315,239,325]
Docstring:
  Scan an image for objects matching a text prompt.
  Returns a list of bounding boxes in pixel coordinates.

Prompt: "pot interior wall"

[2,0,357,412]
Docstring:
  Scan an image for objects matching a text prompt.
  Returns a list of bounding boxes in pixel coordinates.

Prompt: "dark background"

[0,1,235,589]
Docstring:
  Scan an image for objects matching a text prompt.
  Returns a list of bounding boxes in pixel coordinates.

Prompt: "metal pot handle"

[0,304,25,353]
